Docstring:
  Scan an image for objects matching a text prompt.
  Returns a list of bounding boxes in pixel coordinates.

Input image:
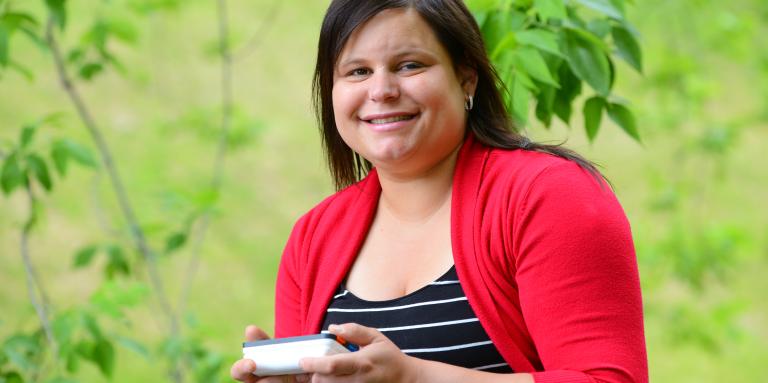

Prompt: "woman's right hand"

[230,325,310,383]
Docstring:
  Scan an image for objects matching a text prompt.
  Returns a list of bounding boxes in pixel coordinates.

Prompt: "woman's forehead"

[336,8,447,63]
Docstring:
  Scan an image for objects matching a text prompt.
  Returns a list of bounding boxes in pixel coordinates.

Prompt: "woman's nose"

[368,71,400,102]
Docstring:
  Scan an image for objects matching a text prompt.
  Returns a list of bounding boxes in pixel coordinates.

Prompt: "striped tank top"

[321,266,513,373]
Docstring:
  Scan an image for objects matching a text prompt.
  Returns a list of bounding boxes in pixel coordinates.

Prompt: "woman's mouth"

[367,115,416,124]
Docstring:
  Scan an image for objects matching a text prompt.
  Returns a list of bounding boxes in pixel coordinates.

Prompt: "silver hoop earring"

[465,95,474,111]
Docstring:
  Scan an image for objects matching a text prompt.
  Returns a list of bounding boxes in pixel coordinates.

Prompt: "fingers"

[300,354,361,376]
[230,358,259,382]
[328,323,380,347]
[245,325,271,342]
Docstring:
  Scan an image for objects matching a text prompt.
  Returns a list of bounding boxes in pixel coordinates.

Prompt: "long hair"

[313,0,602,190]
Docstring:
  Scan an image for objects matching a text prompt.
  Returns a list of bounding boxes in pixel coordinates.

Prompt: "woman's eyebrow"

[338,48,437,68]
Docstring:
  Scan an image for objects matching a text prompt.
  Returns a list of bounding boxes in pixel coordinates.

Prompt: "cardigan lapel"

[305,170,381,334]
[451,133,536,372]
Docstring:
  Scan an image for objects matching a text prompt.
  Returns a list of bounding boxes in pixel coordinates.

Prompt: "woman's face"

[332,8,477,178]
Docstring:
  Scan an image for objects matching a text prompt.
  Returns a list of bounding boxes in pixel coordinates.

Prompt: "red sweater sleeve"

[274,214,307,338]
[512,162,647,383]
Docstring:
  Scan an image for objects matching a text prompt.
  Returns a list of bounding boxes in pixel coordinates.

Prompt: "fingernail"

[328,324,342,333]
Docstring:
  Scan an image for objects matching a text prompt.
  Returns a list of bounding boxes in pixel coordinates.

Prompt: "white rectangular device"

[242,334,359,376]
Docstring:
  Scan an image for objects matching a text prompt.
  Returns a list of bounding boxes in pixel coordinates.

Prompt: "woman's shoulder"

[482,146,607,196]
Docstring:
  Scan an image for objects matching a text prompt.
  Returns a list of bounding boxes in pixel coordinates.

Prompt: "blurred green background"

[1,0,766,382]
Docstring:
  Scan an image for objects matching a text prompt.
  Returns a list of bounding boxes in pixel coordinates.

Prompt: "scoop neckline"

[340,265,457,304]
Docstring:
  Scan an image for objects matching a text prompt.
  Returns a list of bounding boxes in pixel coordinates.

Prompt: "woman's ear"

[457,66,478,96]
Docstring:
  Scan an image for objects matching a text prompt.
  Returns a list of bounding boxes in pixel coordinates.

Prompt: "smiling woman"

[231,1,648,383]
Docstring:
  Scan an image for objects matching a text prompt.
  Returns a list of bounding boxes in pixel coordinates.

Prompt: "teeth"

[369,115,413,124]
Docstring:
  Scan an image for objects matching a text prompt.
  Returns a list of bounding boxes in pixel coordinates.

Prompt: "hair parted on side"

[313,0,602,191]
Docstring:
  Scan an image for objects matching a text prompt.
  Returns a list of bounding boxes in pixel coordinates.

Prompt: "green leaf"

[490,31,517,61]
[0,23,9,67]
[575,0,624,20]
[164,232,187,254]
[1,151,25,195]
[515,29,561,57]
[562,28,611,96]
[20,125,36,148]
[53,139,97,169]
[553,63,582,124]
[27,154,52,191]
[607,102,641,141]
[45,0,67,30]
[51,144,68,176]
[534,0,567,21]
[511,73,530,125]
[82,312,103,339]
[78,62,103,81]
[73,245,99,268]
[105,245,130,278]
[583,96,605,142]
[513,47,559,87]
[587,19,612,38]
[535,85,556,128]
[611,24,642,72]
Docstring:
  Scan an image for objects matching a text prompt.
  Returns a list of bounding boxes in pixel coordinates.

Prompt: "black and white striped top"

[321,266,513,373]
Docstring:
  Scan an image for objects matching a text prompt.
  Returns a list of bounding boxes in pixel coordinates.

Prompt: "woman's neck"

[375,145,460,224]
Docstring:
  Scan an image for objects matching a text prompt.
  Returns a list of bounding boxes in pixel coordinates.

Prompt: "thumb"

[244,325,270,342]
[328,323,381,347]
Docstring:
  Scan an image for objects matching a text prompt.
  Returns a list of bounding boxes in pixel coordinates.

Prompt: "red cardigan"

[274,133,648,383]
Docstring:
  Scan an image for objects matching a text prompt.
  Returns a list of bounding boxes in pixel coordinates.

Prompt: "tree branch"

[232,0,282,62]
[44,16,183,382]
[178,0,233,317]
[20,186,57,356]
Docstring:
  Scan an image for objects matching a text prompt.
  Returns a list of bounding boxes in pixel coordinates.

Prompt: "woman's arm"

[511,161,647,383]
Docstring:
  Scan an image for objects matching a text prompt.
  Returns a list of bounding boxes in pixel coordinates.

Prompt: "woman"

[232,0,647,382]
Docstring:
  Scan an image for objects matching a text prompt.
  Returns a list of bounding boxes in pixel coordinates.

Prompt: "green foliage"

[0,117,96,196]
[468,0,643,142]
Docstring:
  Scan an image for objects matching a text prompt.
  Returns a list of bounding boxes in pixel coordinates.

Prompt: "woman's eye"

[348,68,370,77]
[399,62,423,71]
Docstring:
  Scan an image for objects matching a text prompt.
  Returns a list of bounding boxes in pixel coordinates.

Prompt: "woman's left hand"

[299,323,419,383]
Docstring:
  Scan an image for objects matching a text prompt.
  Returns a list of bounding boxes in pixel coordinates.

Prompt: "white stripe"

[326,297,467,313]
[402,340,493,354]
[429,280,460,285]
[333,290,349,299]
[377,318,479,332]
[474,362,509,370]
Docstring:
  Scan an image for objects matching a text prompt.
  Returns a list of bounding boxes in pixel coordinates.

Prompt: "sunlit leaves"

[50,139,98,176]
[26,154,52,191]
[469,0,642,142]
[45,0,68,30]
[607,101,641,141]
[611,24,643,72]
[575,0,625,20]
[562,27,611,96]
[90,281,149,319]
[0,152,24,195]
[583,96,605,141]
[72,244,131,279]
[534,0,567,21]
[513,47,559,87]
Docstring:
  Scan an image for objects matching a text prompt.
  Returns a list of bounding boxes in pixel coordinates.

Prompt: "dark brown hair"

[313,0,601,190]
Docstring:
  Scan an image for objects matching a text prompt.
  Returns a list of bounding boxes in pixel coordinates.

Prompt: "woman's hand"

[299,323,419,383]
[230,325,312,383]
